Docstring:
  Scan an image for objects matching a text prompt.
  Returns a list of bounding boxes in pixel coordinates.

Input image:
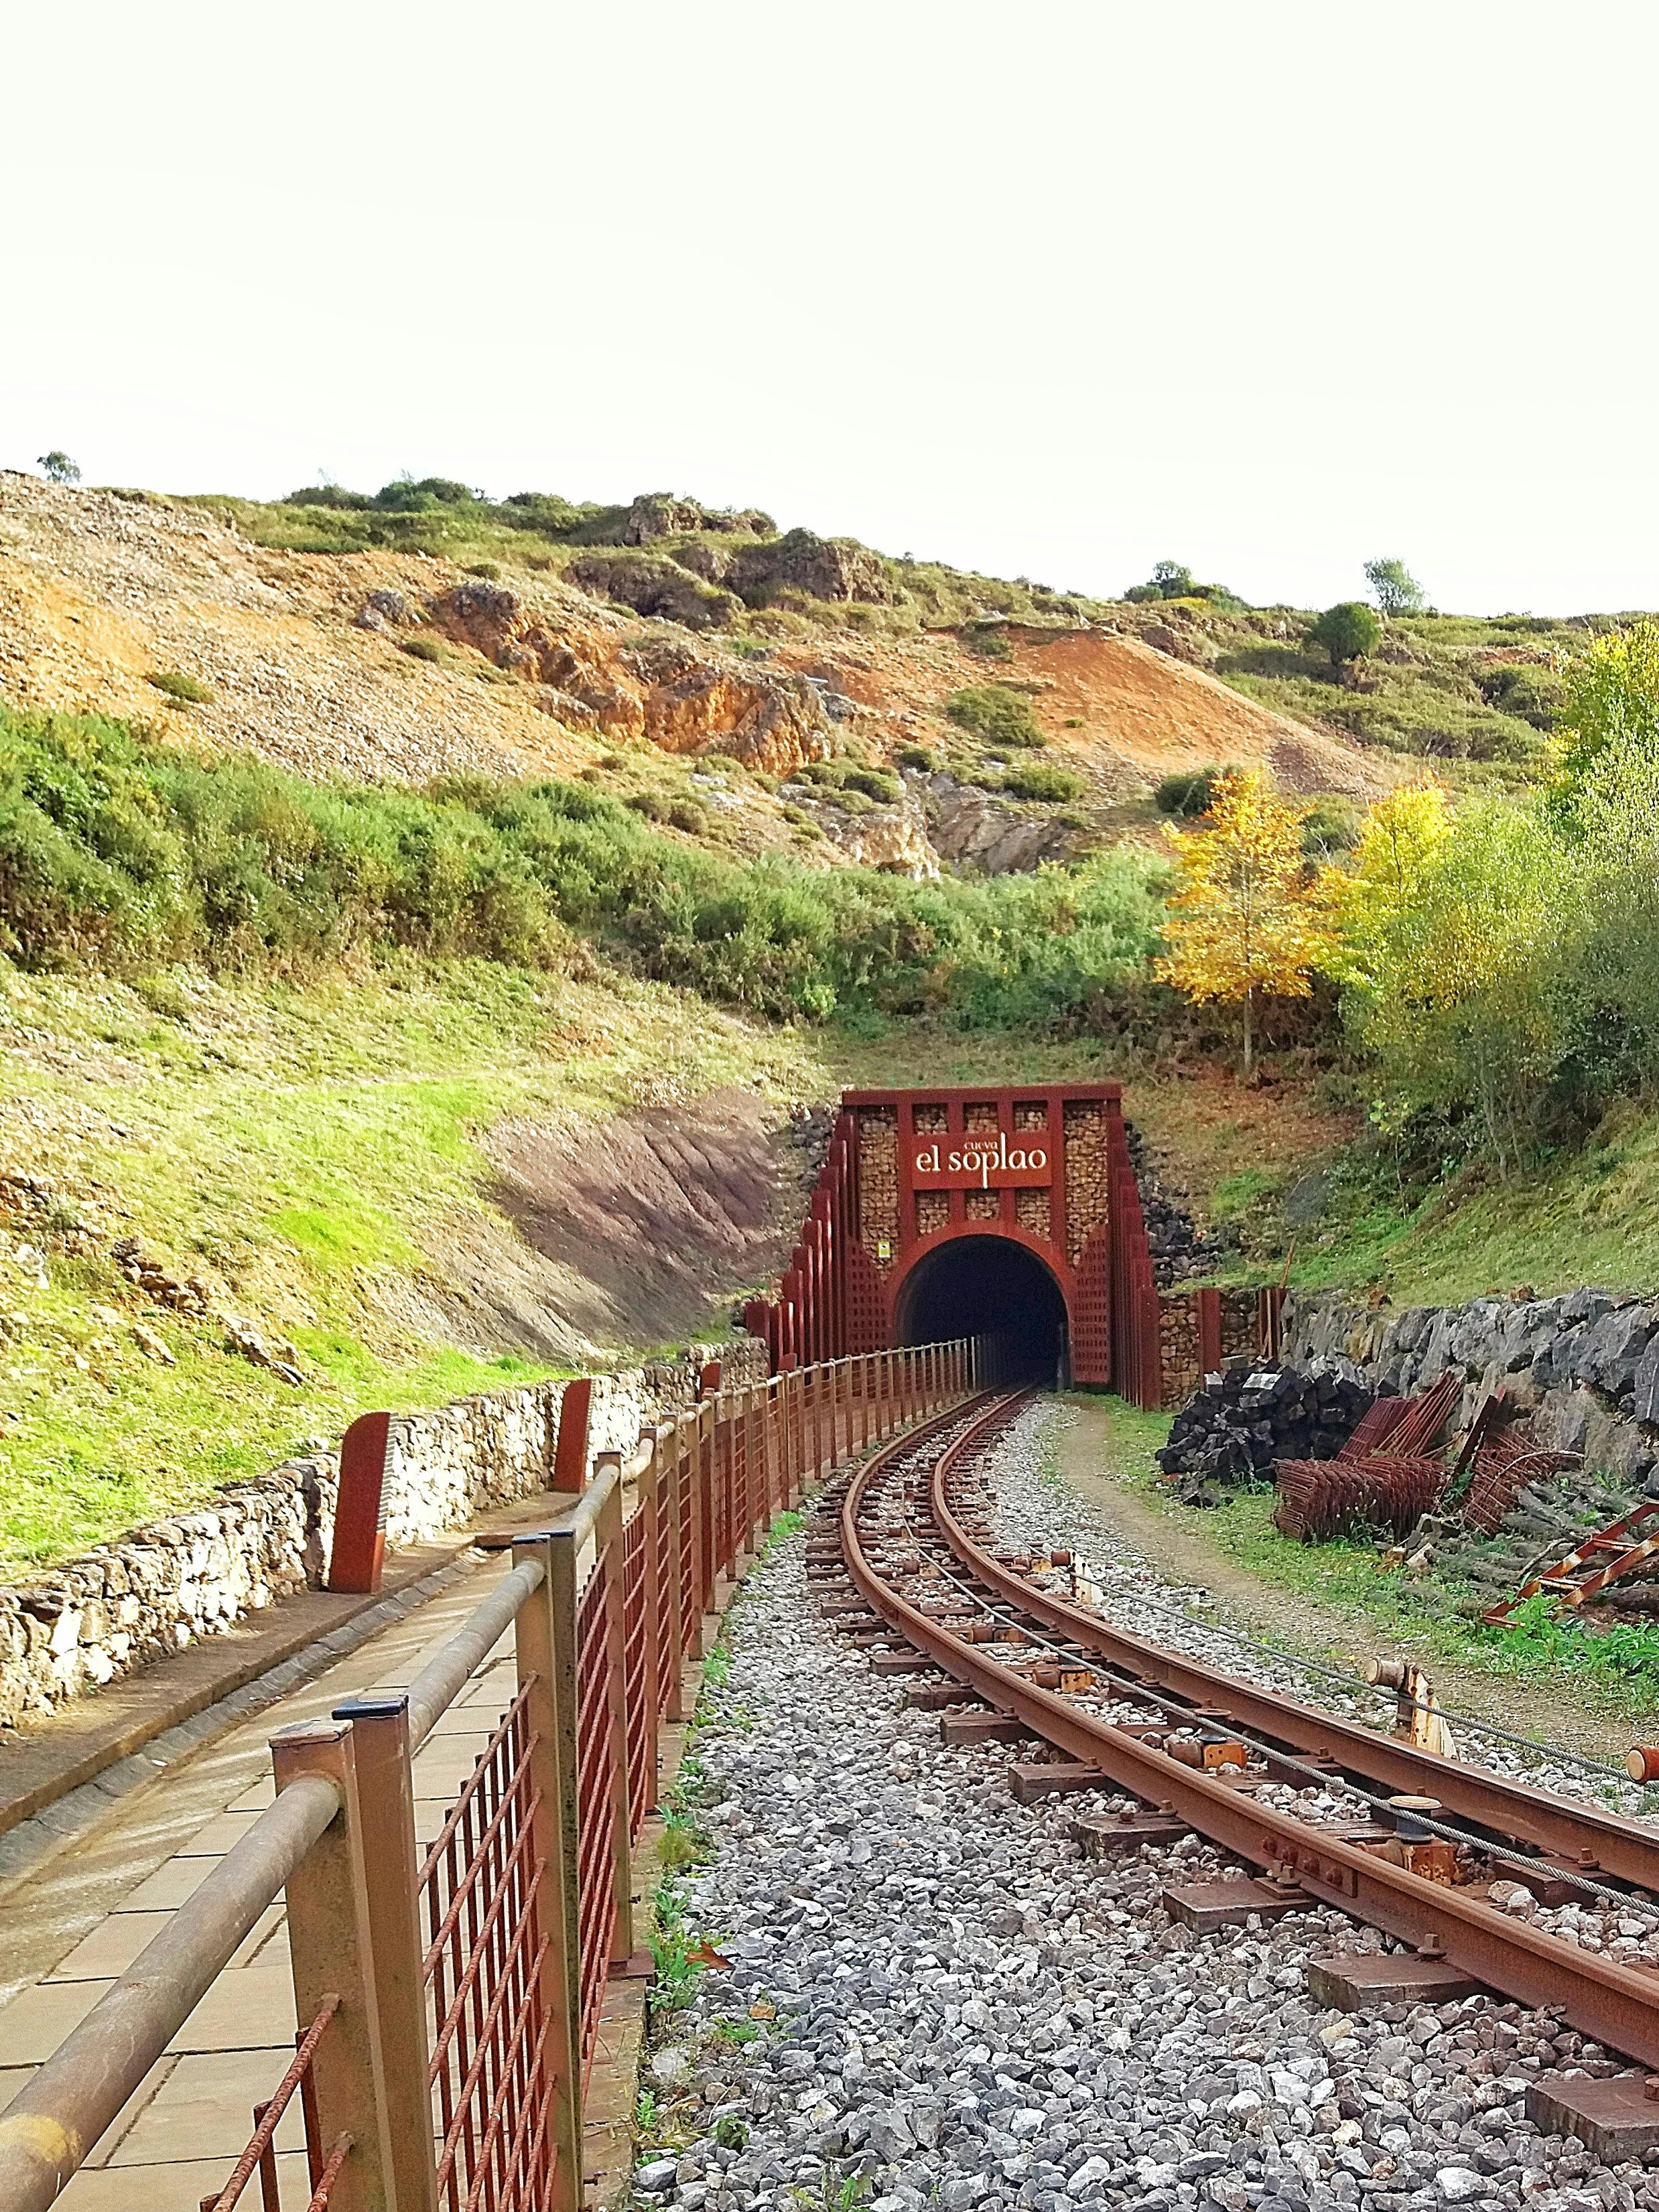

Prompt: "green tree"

[1310,600,1381,669]
[1363,557,1424,616]
[1550,622,1659,833]
[37,451,80,486]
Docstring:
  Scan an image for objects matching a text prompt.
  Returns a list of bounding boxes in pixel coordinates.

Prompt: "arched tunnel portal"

[894,1235,1069,1388]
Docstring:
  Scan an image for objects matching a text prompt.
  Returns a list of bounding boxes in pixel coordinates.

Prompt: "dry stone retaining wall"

[1283,1287,1659,1495]
[0,1338,767,1731]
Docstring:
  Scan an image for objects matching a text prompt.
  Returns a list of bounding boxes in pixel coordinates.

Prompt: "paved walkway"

[0,1547,529,2212]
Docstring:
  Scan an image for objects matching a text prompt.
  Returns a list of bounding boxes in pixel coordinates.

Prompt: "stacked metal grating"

[1272,1371,1463,1543]
[1272,1451,1448,1541]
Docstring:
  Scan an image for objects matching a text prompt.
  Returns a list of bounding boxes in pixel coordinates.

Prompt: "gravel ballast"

[638,1401,1659,2212]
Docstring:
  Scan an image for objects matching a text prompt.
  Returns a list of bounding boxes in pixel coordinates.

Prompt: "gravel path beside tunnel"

[636,1404,1659,2212]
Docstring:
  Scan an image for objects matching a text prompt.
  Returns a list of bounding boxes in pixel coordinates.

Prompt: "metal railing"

[0,1340,978,2212]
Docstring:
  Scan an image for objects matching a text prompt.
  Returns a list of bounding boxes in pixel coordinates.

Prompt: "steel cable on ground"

[1062,1545,1644,1789]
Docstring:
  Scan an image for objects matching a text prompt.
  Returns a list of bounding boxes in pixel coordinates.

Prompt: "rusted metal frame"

[419,1704,539,2209]
[844,1399,1659,2069]
[269,1718,401,2212]
[511,1528,584,2212]
[305,2135,354,2212]
[572,1577,619,2062]
[595,1479,637,1961]
[693,1401,715,1624]
[618,1513,652,1825]
[202,1997,344,2212]
[751,1386,772,1539]
[0,1769,343,2212]
[930,1479,1659,1896]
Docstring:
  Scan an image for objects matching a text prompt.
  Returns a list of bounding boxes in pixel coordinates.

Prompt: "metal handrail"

[0,1340,978,2212]
[407,1462,622,1752]
[0,1772,342,2212]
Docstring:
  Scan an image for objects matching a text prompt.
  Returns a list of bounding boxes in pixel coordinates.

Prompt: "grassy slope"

[1085,1397,1659,1730]
[0,954,821,1574]
[0,930,1168,1577]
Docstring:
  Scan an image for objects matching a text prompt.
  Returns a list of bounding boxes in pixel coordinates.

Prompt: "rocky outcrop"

[423,583,834,772]
[726,529,896,608]
[563,553,740,632]
[1284,1286,1659,1493]
[907,770,1075,876]
[784,789,940,879]
[622,493,774,545]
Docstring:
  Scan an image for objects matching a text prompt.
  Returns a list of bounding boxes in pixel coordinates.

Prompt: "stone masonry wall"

[0,1336,769,1731]
[1283,1287,1659,1495]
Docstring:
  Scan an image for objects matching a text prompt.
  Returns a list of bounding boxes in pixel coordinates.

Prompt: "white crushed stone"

[637,1403,1659,2212]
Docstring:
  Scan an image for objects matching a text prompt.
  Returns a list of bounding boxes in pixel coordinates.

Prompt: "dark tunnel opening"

[896,1235,1068,1387]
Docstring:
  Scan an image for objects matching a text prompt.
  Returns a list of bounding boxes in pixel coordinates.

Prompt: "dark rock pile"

[1156,1361,1376,1503]
[1124,1123,1223,1286]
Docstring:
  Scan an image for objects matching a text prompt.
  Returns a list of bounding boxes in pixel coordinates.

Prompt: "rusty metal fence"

[0,1340,977,2212]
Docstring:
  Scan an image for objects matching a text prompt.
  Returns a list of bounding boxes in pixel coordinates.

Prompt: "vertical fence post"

[640,1437,663,1815]
[694,1401,715,1646]
[663,1424,687,1724]
[325,1696,440,2212]
[269,1718,399,2212]
[596,1480,636,1965]
[511,1531,585,2212]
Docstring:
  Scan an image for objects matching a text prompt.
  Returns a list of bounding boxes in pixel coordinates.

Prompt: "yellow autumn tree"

[1315,777,1451,997]
[1155,768,1333,1077]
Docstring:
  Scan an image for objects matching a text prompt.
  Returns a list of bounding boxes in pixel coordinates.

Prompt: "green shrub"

[1477,661,1564,728]
[666,799,712,834]
[1301,794,1362,857]
[943,686,1046,749]
[1310,601,1382,667]
[145,670,212,705]
[400,636,446,665]
[466,561,502,580]
[0,702,1169,1032]
[842,765,902,804]
[895,745,938,772]
[960,626,1012,660]
[1153,764,1238,818]
[1004,761,1084,803]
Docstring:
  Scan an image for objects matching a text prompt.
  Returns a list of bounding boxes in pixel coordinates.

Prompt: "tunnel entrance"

[896,1235,1069,1387]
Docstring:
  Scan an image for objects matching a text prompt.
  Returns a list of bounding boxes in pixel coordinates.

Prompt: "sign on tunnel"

[910,1131,1052,1189]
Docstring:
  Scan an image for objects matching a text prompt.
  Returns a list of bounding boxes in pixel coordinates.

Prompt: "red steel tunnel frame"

[744,1084,1169,1405]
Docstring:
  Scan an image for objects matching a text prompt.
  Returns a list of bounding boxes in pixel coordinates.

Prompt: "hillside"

[0,475,1382,884]
[9,464,1659,1579]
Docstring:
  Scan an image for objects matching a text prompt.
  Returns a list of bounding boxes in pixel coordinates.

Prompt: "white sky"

[4,0,1656,616]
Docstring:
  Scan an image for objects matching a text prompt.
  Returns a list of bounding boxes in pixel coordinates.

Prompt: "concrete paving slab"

[46,1909,175,1981]
[62,2150,311,2212]
[107,2047,306,2164]
[166,1965,295,2055]
[0,1976,113,2066]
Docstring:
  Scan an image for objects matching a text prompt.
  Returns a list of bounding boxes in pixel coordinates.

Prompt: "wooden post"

[326,1696,439,2212]
[596,1481,635,1963]
[269,1718,398,2212]
[512,1530,585,2212]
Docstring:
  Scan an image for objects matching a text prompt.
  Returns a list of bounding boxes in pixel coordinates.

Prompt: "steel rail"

[840,1393,1659,2069]
[929,1411,1659,1895]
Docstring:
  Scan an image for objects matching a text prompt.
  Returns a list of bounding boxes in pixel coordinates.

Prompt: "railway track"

[816,1388,1659,2083]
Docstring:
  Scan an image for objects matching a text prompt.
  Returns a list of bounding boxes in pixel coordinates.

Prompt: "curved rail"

[838,1392,1659,2068]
